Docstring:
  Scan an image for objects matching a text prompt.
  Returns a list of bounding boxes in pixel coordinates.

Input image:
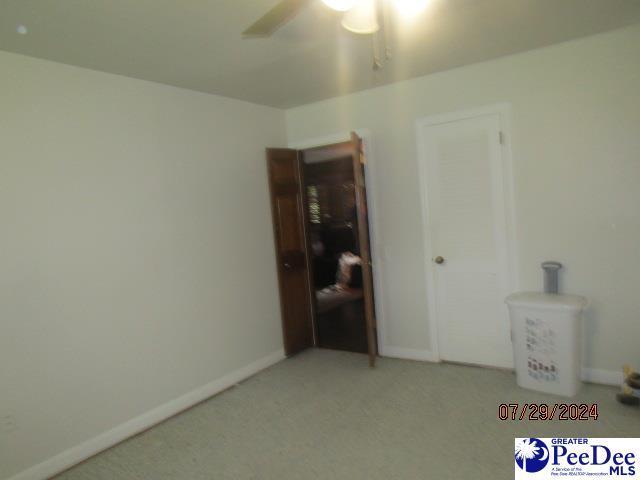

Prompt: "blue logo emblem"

[515,438,550,473]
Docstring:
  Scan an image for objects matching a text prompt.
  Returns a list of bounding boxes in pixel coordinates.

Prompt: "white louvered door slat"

[421,114,512,368]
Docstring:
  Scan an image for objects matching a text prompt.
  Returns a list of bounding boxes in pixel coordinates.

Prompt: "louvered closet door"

[420,114,512,368]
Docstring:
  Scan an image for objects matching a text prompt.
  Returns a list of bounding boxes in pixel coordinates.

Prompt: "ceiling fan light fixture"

[341,0,379,34]
[322,0,357,12]
[393,0,430,18]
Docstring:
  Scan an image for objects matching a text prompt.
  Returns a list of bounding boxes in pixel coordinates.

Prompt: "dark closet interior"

[303,157,368,354]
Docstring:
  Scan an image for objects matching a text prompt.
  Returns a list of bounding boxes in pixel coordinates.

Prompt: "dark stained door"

[349,132,378,367]
[266,148,314,356]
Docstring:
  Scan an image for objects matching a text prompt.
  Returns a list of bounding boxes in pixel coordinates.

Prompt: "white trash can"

[506,292,587,397]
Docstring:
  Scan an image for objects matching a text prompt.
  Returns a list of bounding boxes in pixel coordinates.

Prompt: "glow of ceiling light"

[341,0,379,34]
[393,0,430,18]
[322,0,357,12]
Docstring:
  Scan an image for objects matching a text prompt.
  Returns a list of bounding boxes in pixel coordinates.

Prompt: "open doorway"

[303,156,367,353]
[266,133,378,365]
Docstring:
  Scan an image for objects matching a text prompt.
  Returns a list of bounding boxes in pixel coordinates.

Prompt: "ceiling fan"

[242,0,428,37]
[243,0,429,69]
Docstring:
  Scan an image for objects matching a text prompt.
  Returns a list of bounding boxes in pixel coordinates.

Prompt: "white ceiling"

[1,0,640,108]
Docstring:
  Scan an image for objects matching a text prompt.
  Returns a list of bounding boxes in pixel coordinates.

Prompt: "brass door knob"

[434,256,445,264]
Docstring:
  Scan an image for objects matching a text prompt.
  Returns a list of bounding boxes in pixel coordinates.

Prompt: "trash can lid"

[505,292,587,312]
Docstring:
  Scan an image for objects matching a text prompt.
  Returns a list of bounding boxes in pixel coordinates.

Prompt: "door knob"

[434,256,445,264]
[283,262,292,269]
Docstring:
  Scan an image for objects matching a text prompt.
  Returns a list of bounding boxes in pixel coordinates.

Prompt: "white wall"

[3,22,640,480]
[0,51,286,480]
[286,25,640,376]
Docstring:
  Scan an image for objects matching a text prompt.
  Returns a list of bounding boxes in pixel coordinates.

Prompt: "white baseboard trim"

[8,349,286,480]
[381,346,440,363]
[581,367,623,386]
[381,347,621,387]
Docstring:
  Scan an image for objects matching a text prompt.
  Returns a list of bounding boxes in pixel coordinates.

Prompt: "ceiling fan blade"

[242,0,310,37]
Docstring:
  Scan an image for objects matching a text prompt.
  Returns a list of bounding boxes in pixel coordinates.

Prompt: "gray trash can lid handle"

[541,261,562,270]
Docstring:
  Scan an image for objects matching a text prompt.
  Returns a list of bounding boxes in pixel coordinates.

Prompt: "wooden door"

[349,133,378,367]
[418,114,512,368]
[266,148,314,356]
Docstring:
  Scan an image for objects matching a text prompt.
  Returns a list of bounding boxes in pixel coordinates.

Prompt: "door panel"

[349,133,378,367]
[275,195,305,251]
[267,149,314,356]
[420,114,512,368]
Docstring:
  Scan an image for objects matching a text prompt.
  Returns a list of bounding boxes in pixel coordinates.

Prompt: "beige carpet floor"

[55,349,638,480]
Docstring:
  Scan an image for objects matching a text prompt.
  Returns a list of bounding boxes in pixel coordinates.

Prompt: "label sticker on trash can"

[525,317,558,382]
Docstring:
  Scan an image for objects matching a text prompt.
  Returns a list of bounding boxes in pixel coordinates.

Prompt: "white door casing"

[417,105,517,368]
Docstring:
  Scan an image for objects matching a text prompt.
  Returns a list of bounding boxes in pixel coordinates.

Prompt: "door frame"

[289,129,387,354]
[415,103,519,363]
